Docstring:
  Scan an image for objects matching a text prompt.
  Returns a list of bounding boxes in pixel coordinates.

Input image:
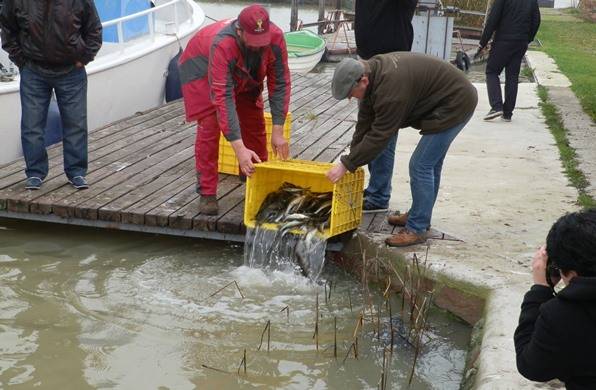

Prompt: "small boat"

[284,30,326,74]
[0,0,205,165]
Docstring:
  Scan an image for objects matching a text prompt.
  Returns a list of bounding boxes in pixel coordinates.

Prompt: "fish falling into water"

[254,182,333,278]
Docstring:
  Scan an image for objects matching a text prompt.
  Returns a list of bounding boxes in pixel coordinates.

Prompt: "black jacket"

[0,0,102,68]
[514,278,596,389]
[479,0,540,48]
[354,0,417,60]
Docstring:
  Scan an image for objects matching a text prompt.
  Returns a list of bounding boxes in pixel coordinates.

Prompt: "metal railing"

[101,0,191,46]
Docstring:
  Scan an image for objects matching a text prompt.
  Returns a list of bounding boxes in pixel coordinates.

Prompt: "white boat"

[284,30,326,74]
[0,0,205,165]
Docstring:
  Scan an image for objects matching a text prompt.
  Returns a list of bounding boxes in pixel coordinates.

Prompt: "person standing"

[478,0,540,122]
[179,5,291,215]
[354,0,418,213]
[0,0,102,190]
[326,54,477,247]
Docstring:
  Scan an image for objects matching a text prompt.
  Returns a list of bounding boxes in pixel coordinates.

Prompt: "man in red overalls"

[179,5,291,215]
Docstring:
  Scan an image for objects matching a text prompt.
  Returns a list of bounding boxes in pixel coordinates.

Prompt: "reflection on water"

[0,218,470,389]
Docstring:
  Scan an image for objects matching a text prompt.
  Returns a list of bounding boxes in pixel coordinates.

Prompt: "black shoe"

[502,115,512,122]
[484,109,503,121]
[25,177,43,190]
[70,176,89,190]
[363,199,388,213]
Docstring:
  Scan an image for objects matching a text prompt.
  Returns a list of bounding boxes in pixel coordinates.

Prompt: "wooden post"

[318,0,325,35]
[334,0,342,32]
[290,0,299,31]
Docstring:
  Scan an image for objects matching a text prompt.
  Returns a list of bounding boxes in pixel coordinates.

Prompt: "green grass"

[536,10,596,122]
[538,85,596,209]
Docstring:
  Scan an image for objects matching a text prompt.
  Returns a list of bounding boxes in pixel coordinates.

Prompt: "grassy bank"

[538,85,596,209]
[537,9,596,122]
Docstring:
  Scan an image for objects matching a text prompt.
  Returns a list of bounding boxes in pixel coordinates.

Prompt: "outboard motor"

[165,49,183,102]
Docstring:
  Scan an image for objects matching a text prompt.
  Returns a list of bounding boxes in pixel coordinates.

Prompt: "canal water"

[0,218,471,389]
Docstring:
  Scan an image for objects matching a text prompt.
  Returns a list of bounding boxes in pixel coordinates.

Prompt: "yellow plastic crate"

[244,160,364,238]
[218,112,292,175]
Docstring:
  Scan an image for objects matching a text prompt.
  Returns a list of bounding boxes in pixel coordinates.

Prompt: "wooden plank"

[172,176,241,230]
[359,212,376,231]
[36,129,194,217]
[312,121,355,163]
[97,154,195,222]
[13,123,194,214]
[0,102,184,179]
[144,183,199,227]
[215,197,246,235]
[295,120,351,161]
[120,168,197,225]
[73,144,195,220]
[0,107,186,190]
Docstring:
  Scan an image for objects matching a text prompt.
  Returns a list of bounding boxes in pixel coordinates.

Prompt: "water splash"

[244,226,327,281]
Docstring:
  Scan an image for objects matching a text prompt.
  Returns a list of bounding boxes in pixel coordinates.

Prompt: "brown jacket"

[340,52,478,172]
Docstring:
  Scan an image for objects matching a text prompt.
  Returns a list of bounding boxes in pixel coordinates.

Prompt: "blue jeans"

[19,66,88,180]
[364,133,398,208]
[406,115,472,234]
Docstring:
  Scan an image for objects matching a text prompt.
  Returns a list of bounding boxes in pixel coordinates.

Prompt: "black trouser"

[485,40,528,118]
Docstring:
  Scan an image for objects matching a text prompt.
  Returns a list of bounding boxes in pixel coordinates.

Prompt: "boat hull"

[0,0,204,165]
[287,50,325,74]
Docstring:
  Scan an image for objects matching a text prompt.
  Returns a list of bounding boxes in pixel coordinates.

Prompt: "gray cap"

[331,58,365,100]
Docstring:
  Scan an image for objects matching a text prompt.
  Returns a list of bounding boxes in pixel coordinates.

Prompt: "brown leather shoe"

[387,212,408,227]
[199,195,218,215]
[385,229,426,247]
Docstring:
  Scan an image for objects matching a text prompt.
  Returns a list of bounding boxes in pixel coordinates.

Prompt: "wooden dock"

[0,69,456,248]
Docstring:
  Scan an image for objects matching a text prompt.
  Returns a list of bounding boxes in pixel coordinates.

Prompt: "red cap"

[238,5,271,47]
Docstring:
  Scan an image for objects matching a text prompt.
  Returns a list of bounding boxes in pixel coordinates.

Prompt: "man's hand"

[231,140,261,177]
[271,124,289,160]
[473,44,484,60]
[531,246,560,287]
[75,61,84,68]
[326,162,348,183]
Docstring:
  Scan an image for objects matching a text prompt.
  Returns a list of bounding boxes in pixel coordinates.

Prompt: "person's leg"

[54,67,88,181]
[364,132,398,210]
[196,113,220,196]
[406,118,469,234]
[485,41,508,116]
[237,93,267,179]
[503,42,528,119]
[194,125,202,193]
[19,66,52,180]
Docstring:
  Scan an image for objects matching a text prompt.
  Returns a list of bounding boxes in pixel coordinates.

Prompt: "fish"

[293,240,311,277]
[252,182,334,279]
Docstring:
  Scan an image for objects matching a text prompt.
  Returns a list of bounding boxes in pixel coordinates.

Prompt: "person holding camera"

[514,209,596,389]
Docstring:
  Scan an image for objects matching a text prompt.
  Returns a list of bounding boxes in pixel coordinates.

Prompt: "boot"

[387,212,408,227]
[385,229,426,247]
[199,195,218,215]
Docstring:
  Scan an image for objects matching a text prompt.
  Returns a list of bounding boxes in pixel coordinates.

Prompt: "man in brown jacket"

[326,53,478,247]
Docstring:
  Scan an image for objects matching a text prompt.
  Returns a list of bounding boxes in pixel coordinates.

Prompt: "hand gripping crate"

[218,112,292,175]
[244,160,364,239]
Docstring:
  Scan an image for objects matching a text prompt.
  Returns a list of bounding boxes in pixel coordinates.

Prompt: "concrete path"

[357,82,578,388]
[526,50,596,199]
